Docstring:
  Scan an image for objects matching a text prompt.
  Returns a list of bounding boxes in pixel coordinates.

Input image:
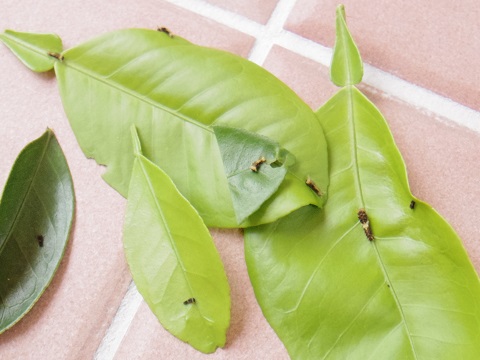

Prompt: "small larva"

[183,297,196,305]
[357,209,374,241]
[47,52,64,61]
[305,177,322,196]
[410,200,416,209]
[250,156,266,172]
[157,27,173,37]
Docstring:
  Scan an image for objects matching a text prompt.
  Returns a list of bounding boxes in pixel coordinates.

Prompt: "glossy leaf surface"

[0,28,328,228]
[330,5,363,86]
[245,86,480,359]
[0,129,74,333]
[214,126,296,224]
[0,30,62,72]
[123,128,230,353]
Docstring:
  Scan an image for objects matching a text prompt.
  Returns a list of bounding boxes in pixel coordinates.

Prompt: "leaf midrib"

[347,87,418,359]
[137,156,214,325]
[0,32,51,57]
[56,60,212,132]
[0,131,52,256]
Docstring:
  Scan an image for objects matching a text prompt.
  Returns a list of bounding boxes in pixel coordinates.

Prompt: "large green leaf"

[0,129,75,333]
[0,28,328,228]
[123,127,230,353]
[246,87,480,358]
[245,7,480,359]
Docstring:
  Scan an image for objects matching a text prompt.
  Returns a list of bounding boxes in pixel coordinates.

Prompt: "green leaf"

[0,30,63,72]
[0,129,75,333]
[213,126,297,224]
[123,128,230,353]
[245,86,480,359]
[330,5,363,86]
[0,28,328,228]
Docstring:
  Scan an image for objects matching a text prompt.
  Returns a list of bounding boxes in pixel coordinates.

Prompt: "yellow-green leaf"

[246,7,480,359]
[0,30,62,72]
[330,5,363,86]
[123,128,230,353]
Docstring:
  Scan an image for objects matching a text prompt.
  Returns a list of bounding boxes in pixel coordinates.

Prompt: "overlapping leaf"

[123,127,230,353]
[0,29,329,228]
[214,126,296,224]
[245,6,480,359]
[0,129,74,333]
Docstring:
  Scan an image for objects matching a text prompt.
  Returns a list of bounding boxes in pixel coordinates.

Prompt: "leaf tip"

[330,4,364,86]
[0,29,63,72]
[130,125,143,156]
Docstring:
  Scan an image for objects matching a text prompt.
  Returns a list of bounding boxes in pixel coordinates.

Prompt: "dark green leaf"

[0,30,62,72]
[0,28,328,228]
[213,126,296,224]
[0,129,75,333]
[123,127,230,353]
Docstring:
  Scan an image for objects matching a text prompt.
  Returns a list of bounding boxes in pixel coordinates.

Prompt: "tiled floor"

[0,0,478,359]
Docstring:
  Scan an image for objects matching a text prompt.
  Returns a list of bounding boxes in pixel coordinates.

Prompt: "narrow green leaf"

[0,129,75,333]
[1,28,329,227]
[213,126,297,224]
[0,30,63,72]
[330,5,363,86]
[123,130,230,353]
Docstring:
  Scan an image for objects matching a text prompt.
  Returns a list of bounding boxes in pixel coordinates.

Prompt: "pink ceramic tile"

[1,0,254,58]
[204,0,279,24]
[263,45,338,109]
[115,229,289,360]
[262,47,480,273]
[0,0,254,358]
[286,0,480,111]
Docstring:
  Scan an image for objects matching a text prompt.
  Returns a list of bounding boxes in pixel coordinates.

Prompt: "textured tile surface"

[205,0,279,24]
[286,0,480,111]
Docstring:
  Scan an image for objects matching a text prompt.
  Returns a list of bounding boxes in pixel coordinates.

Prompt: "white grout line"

[276,31,480,133]
[94,281,143,360]
[248,0,298,65]
[166,0,480,134]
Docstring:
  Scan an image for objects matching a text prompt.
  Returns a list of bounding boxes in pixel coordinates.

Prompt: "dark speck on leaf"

[36,235,44,247]
[410,200,416,209]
